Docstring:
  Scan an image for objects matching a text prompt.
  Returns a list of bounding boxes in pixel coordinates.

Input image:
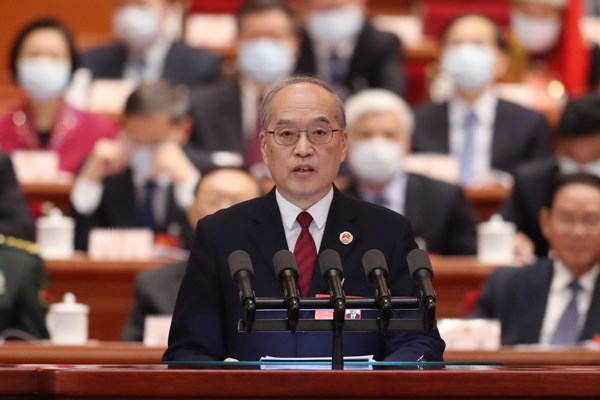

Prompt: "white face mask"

[17,57,71,102]
[558,156,600,177]
[236,39,295,85]
[441,43,497,94]
[113,5,161,51]
[511,11,562,54]
[307,4,364,43]
[349,138,404,184]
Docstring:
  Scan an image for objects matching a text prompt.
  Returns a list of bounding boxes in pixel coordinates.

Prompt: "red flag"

[561,0,590,97]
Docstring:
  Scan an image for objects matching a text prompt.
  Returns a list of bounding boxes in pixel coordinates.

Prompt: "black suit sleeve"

[445,187,477,255]
[0,155,34,240]
[369,31,405,96]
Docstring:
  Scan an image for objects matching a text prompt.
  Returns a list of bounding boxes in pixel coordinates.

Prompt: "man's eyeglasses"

[265,124,343,146]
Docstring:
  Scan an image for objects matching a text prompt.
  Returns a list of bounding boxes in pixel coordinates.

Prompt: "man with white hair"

[344,89,477,255]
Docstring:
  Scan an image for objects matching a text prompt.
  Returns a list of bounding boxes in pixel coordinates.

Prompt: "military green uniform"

[0,235,49,339]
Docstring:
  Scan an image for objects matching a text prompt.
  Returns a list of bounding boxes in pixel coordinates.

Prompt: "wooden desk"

[46,255,172,341]
[27,366,600,399]
[0,366,37,399]
[2,342,600,366]
[463,185,511,222]
[21,182,73,214]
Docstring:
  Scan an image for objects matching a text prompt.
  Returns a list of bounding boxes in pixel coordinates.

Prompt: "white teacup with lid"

[477,214,516,264]
[36,207,75,259]
[46,292,89,345]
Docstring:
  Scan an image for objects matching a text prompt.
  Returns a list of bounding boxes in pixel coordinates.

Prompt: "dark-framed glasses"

[266,123,343,146]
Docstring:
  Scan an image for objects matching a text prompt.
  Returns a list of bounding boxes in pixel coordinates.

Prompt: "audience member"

[0,234,49,340]
[343,89,477,255]
[509,0,589,98]
[163,76,445,362]
[295,0,405,99]
[70,81,200,250]
[501,93,600,258]
[81,0,222,86]
[472,173,600,346]
[0,153,34,241]
[0,18,119,175]
[412,14,553,183]
[122,167,261,341]
[186,0,300,177]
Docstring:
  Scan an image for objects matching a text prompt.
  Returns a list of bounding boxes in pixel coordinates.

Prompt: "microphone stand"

[332,298,345,370]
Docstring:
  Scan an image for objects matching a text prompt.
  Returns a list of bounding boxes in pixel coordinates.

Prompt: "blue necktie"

[459,111,477,184]
[140,180,157,230]
[550,280,582,346]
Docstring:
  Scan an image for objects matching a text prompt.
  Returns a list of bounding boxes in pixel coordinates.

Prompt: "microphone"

[272,249,300,333]
[362,249,392,309]
[407,248,436,309]
[318,249,346,311]
[228,250,256,312]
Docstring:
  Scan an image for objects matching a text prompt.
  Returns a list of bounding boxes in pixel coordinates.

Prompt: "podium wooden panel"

[29,366,600,399]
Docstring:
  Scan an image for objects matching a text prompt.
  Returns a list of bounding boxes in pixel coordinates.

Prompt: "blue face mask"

[17,57,71,102]
[307,5,364,43]
[237,39,295,85]
[559,156,600,177]
[441,43,497,94]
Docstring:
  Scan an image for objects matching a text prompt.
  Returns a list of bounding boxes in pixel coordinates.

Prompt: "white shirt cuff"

[70,177,104,215]
[174,172,201,209]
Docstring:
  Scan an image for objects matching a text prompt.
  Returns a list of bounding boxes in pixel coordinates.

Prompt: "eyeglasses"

[266,124,343,146]
[552,212,600,231]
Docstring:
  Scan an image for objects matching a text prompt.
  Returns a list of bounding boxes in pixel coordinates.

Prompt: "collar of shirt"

[276,187,333,232]
[357,171,407,214]
[449,88,498,128]
[124,36,172,83]
[551,258,600,295]
[313,34,358,81]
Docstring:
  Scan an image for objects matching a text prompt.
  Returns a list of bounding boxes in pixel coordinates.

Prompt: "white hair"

[344,89,414,138]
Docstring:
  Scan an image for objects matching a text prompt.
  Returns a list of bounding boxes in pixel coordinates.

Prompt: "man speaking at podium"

[163,76,445,362]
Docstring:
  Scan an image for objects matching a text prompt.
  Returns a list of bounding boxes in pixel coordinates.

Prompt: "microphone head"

[318,249,344,278]
[407,248,433,280]
[228,250,254,280]
[273,249,299,278]
[362,249,389,279]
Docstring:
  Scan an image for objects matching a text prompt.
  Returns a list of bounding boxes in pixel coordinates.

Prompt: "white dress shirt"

[448,89,498,181]
[275,187,334,253]
[123,36,171,84]
[539,259,600,345]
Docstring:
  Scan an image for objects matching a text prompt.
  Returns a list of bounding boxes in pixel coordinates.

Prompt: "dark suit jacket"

[412,99,553,176]
[0,240,49,339]
[185,79,244,170]
[345,173,477,255]
[164,188,445,362]
[295,22,405,96]
[122,261,187,342]
[80,41,222,87]
[499,157,558,257]
[471,259,600,345]
[0,154,34,241]
[71,168,193,251]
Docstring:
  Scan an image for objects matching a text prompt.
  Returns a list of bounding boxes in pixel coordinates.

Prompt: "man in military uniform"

[0,235,49,339]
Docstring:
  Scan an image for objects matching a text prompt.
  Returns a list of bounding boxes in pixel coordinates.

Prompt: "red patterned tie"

[294,211,317,297]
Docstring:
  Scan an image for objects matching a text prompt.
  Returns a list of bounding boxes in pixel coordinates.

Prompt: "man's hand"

[513,231,536,266]
[153,142,198,184]
[80,139,130,182]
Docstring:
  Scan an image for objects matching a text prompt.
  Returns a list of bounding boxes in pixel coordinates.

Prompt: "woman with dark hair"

[0,18,119,175]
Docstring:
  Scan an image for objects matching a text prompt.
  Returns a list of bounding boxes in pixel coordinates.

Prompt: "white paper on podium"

[259,355,374,370]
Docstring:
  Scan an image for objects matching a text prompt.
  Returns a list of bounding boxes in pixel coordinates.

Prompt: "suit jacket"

[471,259,600,345]
[0,103,119,174]
[80,41,222,87]
[295,22,405,96]
[499,157,558,257]
[185,79,244,171]
[412,99,553,176]
[0,239,49,339]
[345,173,477,255]
[164,188,445,362]
[0,154,34,241]
[122,261,187,342]
[71,168,193,251]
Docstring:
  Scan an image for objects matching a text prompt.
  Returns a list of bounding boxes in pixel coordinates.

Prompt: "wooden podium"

[2,365,598,399]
